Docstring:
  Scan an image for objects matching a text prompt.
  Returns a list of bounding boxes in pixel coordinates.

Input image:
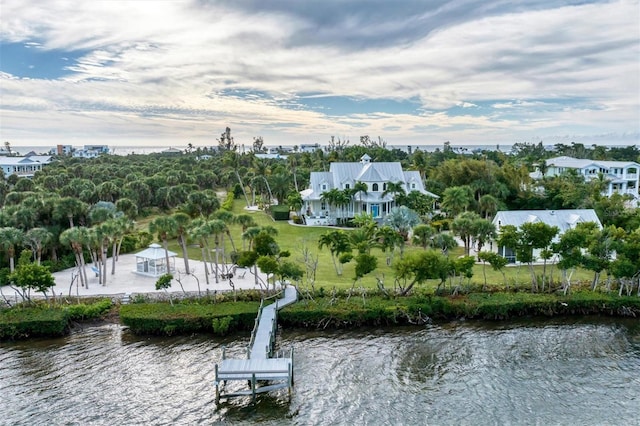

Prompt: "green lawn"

[154,200,596,292]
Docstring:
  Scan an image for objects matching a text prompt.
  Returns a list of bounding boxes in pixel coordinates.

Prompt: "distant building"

[0,156,53,178]
[72,145,110,158]
[531,156,639,205]
[161,147,183,155]
[56,144,73,155]
[84,145,110,153]
[490,209,602,262]
[300,143,321,153]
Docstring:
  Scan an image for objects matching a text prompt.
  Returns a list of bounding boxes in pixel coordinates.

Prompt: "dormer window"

[411,183,416,189]
[345,183,350,189]
[321,184,327,191]
[372,183,379,191]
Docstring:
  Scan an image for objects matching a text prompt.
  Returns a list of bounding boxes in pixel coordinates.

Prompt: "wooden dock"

[214,285,297,403]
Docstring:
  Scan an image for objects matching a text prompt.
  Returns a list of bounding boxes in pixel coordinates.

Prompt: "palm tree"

[318,230,352,276]
[478,194,500,219]
[242,226,261,251]
[0,227,24,272]
[60,226,90,289]
[172,212,192,274]
[375,225,404,265]
[235,214,257,249]
[188,224,211,285]
[24,227,53,265]
[215,210,237,253]
[149,216,178,275]
[321,188,342,221]
[441,186,474,217]
[207,219,227,281]
[429,232,458,256]
[382,181,406,206]
[452,211,481,256]
[351,181,368,215]
[53,197,88,228]
[412,224,435,249]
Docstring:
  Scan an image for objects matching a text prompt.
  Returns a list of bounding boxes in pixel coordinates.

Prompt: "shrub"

[0,308,69,340]
[64,299,113,321]
[270,205,290,221]
[212,316,234,336]
[120,301,260,335]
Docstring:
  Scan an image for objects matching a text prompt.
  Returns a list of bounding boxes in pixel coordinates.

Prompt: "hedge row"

[278,292,640,328]
[120,301,261,336]
[0,299,114,341]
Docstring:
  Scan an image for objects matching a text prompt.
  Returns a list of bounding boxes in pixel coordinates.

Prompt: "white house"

[532,156,639,205]
[0,156,53,178]
[490,209,603,262]
[300,154,438,225]
[300,143,321,153]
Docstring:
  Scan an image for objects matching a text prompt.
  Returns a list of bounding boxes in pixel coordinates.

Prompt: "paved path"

[0,254,269,300]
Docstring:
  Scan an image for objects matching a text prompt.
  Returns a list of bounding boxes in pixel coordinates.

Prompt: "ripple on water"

[1,319,639,425]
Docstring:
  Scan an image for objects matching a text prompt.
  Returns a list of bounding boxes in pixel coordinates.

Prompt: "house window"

[322,184,327,190]
[345,183,350,189]
[372,183,379,191]
[411,183,416,189]
[321,202,326,210]
[383,183,387,191]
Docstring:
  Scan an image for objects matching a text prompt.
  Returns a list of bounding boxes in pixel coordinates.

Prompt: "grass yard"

[151,199,597,293]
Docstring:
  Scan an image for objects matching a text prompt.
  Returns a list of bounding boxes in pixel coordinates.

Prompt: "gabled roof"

[547,156,640,170]
[492,209,602,234]
[303,157,438,201]
[357,163,384,181]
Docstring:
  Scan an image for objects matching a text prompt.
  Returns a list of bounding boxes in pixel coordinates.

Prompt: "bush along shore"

[0,299,113,341]
[1,290,639,340]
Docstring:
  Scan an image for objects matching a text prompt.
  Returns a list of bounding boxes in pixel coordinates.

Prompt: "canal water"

[1,318,638,425]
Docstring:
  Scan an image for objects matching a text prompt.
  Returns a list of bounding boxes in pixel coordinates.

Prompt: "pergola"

[134,243,176,277]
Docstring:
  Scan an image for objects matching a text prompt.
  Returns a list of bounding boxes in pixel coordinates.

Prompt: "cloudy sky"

[1,0,639,149]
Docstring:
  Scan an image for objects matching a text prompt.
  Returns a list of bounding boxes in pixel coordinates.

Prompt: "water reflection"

[0,319,638,425]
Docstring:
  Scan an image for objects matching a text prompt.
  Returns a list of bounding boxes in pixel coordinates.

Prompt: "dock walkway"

[214,286,297,402]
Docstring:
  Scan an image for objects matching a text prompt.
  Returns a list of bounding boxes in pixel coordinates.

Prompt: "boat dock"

[214,285,298,403]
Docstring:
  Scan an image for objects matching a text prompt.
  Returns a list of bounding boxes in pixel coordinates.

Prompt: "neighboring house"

[299,143,321,153]
[490,209,603,262]
[72,144,110,158]
[300,154,438,225]
[0,155,53,178]
[531,156,640,205]
[161,147,183,155]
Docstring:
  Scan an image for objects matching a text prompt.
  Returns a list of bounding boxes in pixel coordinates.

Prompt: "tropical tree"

[24,227,53,265]
[477,251,508,290]
[53,197,88,228]
[318,230,352,276]
[384,206,420,240]
[394,250,450,295]
[149,216,178,276]
[429,232,458,256]
[412,224,435,249]
[451,212,480,256]
[60,226,90,289]
[375,225,404,265]
[9,250,55,302]
[172,212,192,274]
[440,186,474,217]
[0,227,24,272]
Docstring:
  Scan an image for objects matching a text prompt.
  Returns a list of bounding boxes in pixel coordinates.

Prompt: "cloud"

[0,0,638,147]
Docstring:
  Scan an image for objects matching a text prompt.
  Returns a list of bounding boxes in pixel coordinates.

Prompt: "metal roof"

[135,243,177,260]
[492,209,602,234]
[547,156,640,169]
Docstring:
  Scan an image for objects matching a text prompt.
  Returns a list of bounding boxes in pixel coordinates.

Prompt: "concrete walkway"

[0,254,269,300]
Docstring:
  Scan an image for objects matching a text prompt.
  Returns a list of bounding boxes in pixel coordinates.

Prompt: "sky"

[1,0,639,150]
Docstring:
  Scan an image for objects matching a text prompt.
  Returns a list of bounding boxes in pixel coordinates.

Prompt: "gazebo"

[135,243,176,277]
